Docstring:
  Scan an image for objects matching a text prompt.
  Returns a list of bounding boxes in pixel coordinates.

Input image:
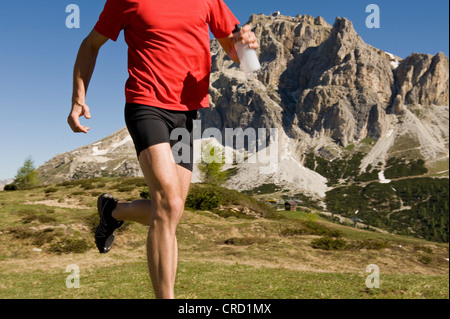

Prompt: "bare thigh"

[138,143,192,220]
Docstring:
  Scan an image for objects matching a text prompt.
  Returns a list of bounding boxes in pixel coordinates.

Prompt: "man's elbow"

[218,37,239,64]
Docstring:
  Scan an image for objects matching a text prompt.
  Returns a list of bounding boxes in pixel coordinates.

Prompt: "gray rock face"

[37,127,142,185]
[204,14,334,137]
[393,52,449,112]
[203,14,448,148]
[293,18,396,146]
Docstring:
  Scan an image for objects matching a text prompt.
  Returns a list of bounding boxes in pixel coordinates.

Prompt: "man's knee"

[152,194,184,225]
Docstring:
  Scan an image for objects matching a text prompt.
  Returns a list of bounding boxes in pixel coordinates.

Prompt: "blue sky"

[0,0,448,180]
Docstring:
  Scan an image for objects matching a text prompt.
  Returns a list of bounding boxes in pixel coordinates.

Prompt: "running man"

[67,0,258,299]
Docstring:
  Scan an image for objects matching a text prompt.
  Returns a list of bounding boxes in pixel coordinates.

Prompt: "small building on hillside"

[284,200,298,211]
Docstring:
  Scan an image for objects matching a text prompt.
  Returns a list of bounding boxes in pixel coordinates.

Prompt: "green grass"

[361,137,376,146]
[426,157,449,177]
[0,177,448,299]
[0,261,152,299]
[278,210,321,221]
[325,178,449,242]
[0,260,447,299]
[388,134,422,158]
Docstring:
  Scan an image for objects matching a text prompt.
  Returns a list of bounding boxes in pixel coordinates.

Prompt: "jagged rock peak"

[393,51,449,111]
[328,16,363,47]
[247,13,332,29]
[332,16,357,32]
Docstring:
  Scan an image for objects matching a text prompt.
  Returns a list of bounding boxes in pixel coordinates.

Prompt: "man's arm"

[217,24,259,64]
[68,29,109,133]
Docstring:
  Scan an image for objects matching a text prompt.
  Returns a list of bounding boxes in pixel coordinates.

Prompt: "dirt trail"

[24,199,91,210]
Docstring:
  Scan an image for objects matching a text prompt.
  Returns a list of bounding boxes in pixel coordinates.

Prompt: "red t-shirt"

[94,0,239,111]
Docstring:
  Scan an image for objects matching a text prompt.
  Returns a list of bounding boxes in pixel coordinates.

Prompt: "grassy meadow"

[0,177,448,299]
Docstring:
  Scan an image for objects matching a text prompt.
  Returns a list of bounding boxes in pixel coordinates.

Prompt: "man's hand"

[218,24,259,64]
[232,24,259,50]
[67,102,91,133]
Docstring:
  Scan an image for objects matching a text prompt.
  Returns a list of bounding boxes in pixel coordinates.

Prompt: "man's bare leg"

[171,164,192,284]
[108,143,191,298]
[134,143,190,299]
[113,200,152,226]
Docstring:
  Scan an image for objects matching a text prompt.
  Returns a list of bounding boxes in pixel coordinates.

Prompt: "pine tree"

[197,143,228,186]
[14,156,40,189]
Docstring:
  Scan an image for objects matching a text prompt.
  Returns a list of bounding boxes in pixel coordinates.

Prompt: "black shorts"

[124,103,198,172]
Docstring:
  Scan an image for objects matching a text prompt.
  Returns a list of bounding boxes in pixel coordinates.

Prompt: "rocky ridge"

[37,127,142,185]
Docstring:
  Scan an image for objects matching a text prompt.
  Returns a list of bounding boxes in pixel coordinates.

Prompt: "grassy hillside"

[303,149,449,243]
[0,177,448,299]
[326,178,449,242]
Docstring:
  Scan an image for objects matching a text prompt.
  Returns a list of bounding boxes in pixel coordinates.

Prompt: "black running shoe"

[95,193,123,253]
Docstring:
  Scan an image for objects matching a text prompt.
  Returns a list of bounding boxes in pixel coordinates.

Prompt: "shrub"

[355,170,380,182]
[414,245,433,254]
[118,185,134,192]
[82,183,96,190]
[90,191,103,197]
[44,187,58,194]
[8,226,37,240]
[186,188,221,210]
[417,254,432,265]
[224,237,268,246]
[281,228,308,236]
[243,183,284,195]
[21,214,56,224]
[8,226,59,246]
[58,181,76,188]
[311,236,347,251]
[185,184,277,219]
[326,177,449,243]
[113,177,147,188]
[17,208,56,224]
[347,239,390,250]
[384,157,428,179]
[48,237,91,254]
[303,221,342,237]
[140,188,150,199]
[212,209,255,219]
[71,191,87,196]
[3,183,18,191]
[304,152,365,186]
[32,228,58,246]
[281,221,342,238]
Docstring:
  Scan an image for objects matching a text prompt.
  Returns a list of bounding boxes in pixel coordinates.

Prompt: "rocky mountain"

[205,13,448,144]
[37,13,449,200]
[203,13,448,193]
[37,127,142,185]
